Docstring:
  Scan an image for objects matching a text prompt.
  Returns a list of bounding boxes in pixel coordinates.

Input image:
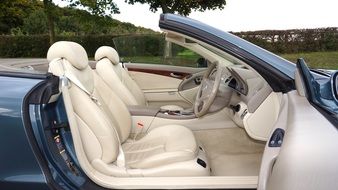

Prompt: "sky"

[58,0,338,32]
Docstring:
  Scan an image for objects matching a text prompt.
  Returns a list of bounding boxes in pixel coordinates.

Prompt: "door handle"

[170,72,183,78]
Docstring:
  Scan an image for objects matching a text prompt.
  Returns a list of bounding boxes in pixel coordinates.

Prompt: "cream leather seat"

[47,41,209,177]
[95,46,183,111]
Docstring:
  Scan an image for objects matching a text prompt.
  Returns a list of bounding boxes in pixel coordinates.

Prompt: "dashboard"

[227,68,249,96]
[222,66,282,141]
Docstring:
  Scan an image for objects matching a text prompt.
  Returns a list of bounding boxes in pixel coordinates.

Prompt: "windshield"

[113,34,206,68]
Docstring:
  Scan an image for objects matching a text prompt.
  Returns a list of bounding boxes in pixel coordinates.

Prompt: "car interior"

[37,30,335,189]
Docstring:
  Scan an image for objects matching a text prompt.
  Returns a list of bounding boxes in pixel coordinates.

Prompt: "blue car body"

[0,76,48,189]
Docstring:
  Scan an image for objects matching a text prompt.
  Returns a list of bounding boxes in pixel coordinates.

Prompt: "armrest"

[127,105,160,116]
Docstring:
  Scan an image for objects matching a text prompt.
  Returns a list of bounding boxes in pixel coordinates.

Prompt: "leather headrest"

[47,41,88,70]
[95,46,119,65]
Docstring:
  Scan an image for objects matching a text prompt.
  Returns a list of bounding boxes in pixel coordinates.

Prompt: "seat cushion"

[122,125,198,169]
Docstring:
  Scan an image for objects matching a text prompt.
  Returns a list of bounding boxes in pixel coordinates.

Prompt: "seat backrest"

[47,41,131,165]
[95,46,147,106]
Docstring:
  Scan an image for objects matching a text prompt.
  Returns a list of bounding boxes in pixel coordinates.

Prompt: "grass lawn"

[280,51,338,70]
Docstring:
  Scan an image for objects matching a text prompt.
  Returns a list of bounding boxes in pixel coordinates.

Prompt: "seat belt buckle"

[133,122,144,141]
[137,122,144,129]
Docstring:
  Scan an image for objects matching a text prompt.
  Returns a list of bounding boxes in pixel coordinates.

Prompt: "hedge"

[0,35,50,57]
[0,35,119,58]
[0,34,168,58]
[1,28,338,58]
[235,27,338,54]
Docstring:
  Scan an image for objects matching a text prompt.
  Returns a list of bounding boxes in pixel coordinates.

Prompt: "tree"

[43,0,57,45]
[43,0,120,44]
[0,0,37,34]
[125,0,227,16]
[23,9,48,35]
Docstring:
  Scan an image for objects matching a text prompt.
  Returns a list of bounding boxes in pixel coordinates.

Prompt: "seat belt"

[64,71,102,106]
[60,59,126,168]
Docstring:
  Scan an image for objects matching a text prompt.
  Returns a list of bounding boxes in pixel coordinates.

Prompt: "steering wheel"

[194,62,222,117]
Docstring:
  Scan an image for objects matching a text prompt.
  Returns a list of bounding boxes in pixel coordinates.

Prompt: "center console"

[157,109,196,119]
[128,104,238,133]
[127,105,196,119]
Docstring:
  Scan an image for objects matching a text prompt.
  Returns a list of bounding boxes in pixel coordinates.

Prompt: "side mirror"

[331,71,338,101]
[196,58,208,68]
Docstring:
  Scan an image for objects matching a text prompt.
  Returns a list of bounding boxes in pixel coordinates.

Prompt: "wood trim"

[127,68,191,79]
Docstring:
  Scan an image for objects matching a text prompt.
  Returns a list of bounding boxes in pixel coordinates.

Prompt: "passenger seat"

[95,46,183,111]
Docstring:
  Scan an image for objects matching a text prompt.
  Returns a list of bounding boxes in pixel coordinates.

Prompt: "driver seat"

[95,46,183,111]
[47,41,209,177]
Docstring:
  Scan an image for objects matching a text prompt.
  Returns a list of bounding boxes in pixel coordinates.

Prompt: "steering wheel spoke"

[194,62,223,117]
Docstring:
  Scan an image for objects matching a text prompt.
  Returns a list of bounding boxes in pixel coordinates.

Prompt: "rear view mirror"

[331,71,338,101]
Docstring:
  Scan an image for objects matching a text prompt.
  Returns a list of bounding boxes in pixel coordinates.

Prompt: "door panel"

[128,71,191,108]
[126,63,206,108]
[127,67,190,79]
[129,71,182,90]
[125,63,204,79]
[263,91,338,190]
[257,94,288,190]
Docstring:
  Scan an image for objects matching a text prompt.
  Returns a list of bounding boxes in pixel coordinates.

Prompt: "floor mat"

[194,127,265,176]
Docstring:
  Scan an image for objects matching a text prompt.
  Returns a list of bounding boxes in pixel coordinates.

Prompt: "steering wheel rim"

[194,62,222,117]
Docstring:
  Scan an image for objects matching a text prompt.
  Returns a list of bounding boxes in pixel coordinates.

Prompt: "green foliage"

[23,9,48,35]
[54,7,155,35]
[0,35,50,57]
[0,0,40,34]
[177,49,199,58]
[65,0,120,16]
[0,1,155,36]
[10,28,25,36]
[126,0,226,15]
[42,0,120,43]
[235,28,338,54]
[0,34,163,58]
